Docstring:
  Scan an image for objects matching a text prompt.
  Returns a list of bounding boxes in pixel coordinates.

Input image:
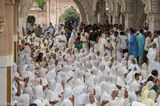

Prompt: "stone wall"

[28,0,79,26]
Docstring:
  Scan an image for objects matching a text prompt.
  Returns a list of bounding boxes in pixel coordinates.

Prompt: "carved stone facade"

[27,0,79,26]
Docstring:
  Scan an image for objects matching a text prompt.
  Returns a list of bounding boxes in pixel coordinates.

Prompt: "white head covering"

[64,87,72,99]
[33,99,45,106]
[48,79,56,91]
[132,101,146,106]
[116,77,125,87]
[33,85,44,100]
[17,94,30,106]
[62,99,72,106]
[100,93,111,104]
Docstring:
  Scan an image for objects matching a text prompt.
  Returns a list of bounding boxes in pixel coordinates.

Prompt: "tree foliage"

[35,0,46,9]
[27,16,35,25]
[60,7,80,23]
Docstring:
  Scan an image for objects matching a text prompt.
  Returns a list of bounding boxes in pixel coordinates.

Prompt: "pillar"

[123,0,136,29]
[112,2,121,25]
[124,12,136,29]
[148,0,160,32]
[87,11,98,25]
[99,0,106,25]
[0,0,15,105]
[46,0,50,26]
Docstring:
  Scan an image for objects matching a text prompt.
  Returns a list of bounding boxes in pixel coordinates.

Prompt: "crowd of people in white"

[12,22,160,106]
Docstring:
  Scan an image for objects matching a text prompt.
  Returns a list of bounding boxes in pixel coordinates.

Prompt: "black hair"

[130,29,135,34]
[29,103,37,106]
[147,76,154,82]
[114,31,119,35]
[140,29,144,33]
[120,32,125,35]
[77,32,81,36]
[151,70,158,77]
[135,73,139,78]
[147,31,151,37]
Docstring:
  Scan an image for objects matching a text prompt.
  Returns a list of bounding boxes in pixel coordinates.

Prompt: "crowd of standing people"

[12,21,160,106]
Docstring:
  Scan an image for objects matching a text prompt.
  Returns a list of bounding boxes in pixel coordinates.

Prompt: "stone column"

[124,12,136,29]
[123,0,136,29]
[99,0,106,25]
[19,17,27,36]
[87,11,98,25]
[112,2,121,25]
[148,0,160,32]
[46,0,50,26]
[0,0,14,105]
[14,0,19,63]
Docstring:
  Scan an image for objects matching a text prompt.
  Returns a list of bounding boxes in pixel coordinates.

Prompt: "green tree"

[35,0,46,9]
[60,7,80,23]
[27,16,35,25]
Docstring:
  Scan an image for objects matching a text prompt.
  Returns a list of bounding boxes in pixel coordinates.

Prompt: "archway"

[59,6,80,24]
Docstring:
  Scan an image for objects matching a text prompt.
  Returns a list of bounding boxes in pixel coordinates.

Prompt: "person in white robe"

[68,28,77,49]
[147,43,160,73]
[80,32,88,49]
[104,38,113,57]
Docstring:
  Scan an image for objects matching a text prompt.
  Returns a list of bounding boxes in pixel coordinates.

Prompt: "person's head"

[111,90,119,99]
[147,76,154,82]
[130,29,135,35]
[29,103,37,106]
[111,57,114,63]
[135,73,140,81]
[89,93,95,104]
[124,89,128,98]
[106,31,111,37]
[151,70,158,77]
[152,43,157,48]
[77,32,81,36]
[97,51,100,56]
[61,31,64,35]
[132,59,136,64]
[114,31,119,37]
[21,39,25,44]
[146,81,154,90]
[120,32,125,36]
[140,29,144,34]
[154,31,158,38]
[55,59,59,66]
[146,31,152,38]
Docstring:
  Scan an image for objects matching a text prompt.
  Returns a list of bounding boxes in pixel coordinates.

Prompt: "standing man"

[137,29,145,64]
[128,29,138,59]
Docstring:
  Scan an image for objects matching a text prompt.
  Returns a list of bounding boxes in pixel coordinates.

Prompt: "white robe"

[147,48,160,73]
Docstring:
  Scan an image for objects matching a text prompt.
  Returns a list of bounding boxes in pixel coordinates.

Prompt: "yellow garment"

[141,81,154,102]
[35,49,39,54]
[141,89,149,102]
[143,98,155,106]
[117,97,125,106]
[35,63,39,67]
